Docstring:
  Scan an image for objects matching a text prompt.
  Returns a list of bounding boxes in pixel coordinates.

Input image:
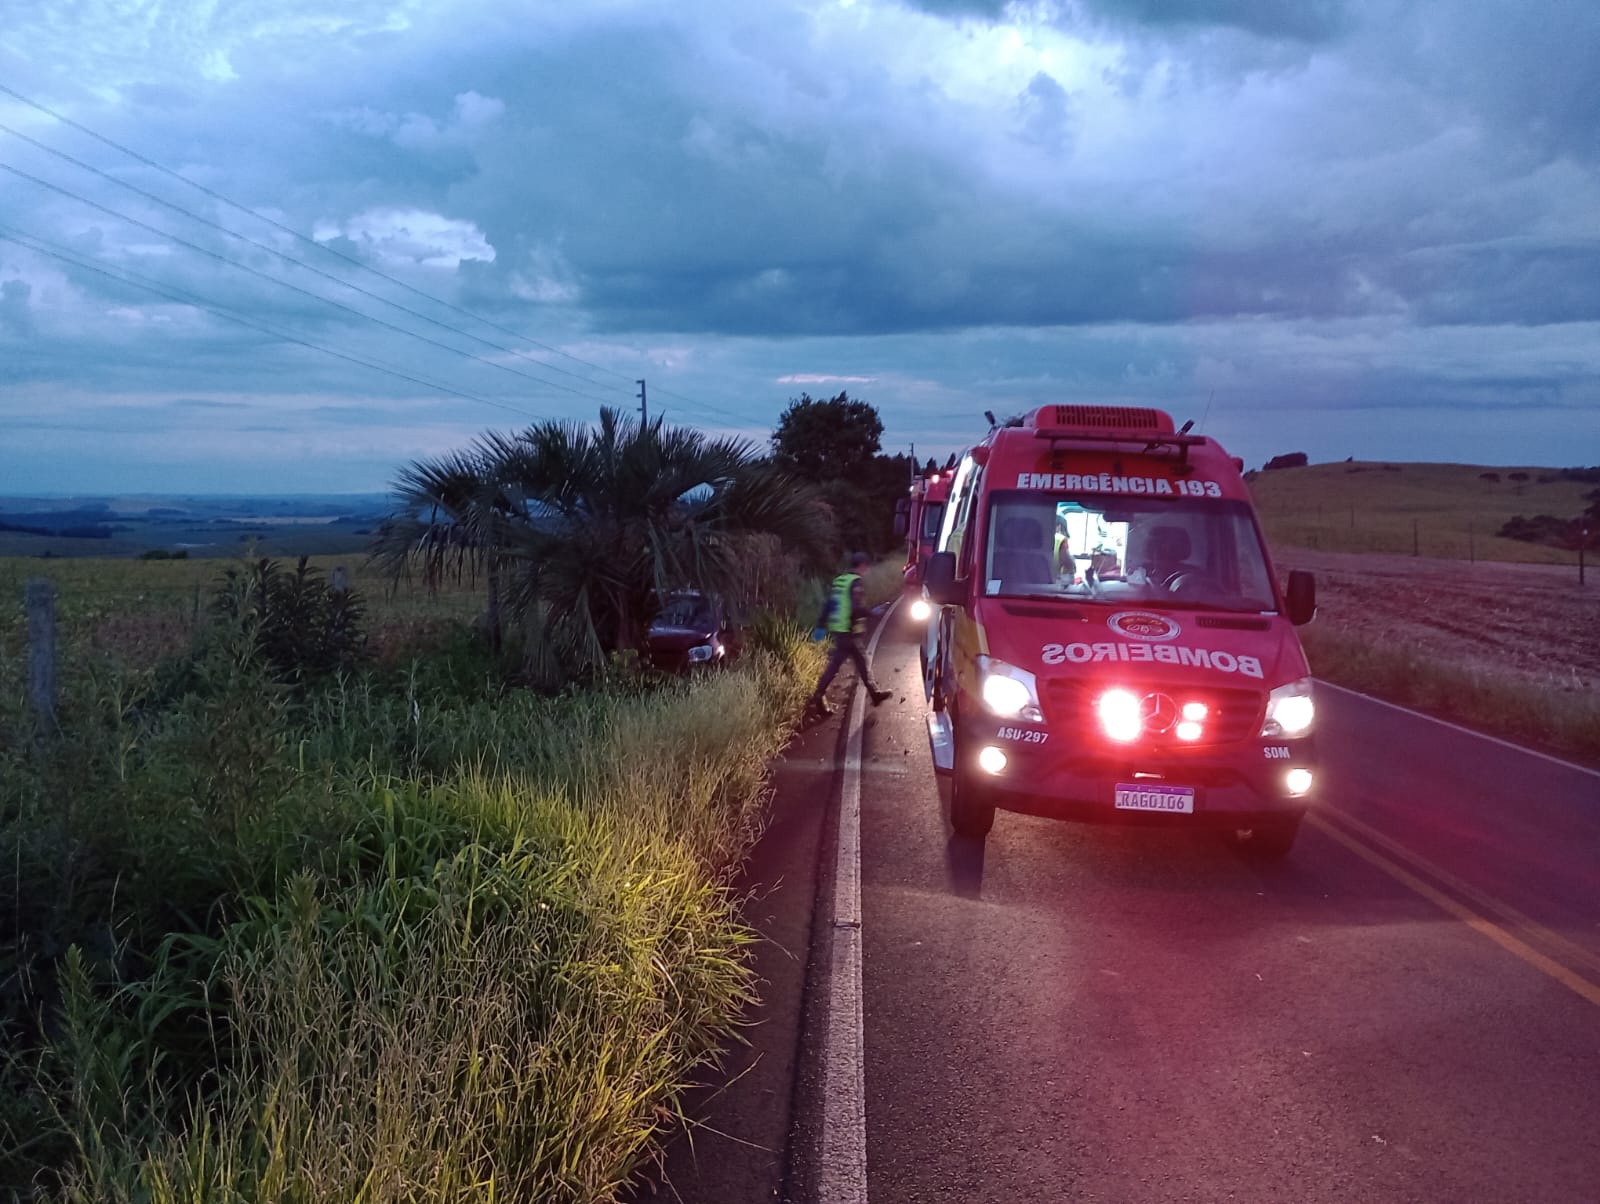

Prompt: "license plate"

[1114,783,1194,814]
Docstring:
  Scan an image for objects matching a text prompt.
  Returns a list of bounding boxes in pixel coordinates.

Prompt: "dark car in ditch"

[645,591,744,673]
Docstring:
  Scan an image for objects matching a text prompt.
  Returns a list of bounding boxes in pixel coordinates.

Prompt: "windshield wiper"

[994,591,1088,604]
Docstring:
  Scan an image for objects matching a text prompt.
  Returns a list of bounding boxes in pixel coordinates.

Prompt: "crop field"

[1249,460,1595,565]
[0,553,483,674]
[1245,461,1600,762]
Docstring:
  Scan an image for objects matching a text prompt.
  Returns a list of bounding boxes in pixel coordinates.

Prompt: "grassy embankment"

[0,554,829,1202]
[1296,624,1600,763]
[1251,461,1600,763]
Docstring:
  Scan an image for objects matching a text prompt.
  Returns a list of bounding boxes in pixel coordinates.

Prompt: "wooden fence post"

[26,578,56,726]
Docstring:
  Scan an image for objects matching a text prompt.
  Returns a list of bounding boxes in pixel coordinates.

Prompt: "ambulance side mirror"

[893,513,908,538]
[1286,570,1316,626]
[924,551,964,607]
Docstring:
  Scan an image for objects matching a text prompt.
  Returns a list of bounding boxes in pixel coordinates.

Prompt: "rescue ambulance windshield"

[983,493,1277,613]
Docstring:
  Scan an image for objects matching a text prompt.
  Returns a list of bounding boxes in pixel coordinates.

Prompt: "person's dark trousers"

[814,631,880,698]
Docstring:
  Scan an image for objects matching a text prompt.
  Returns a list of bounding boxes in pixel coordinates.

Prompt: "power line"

[0,82,756,428]
[0,223,548,422]
[0,158,633,409]
[636,380,761,428]
[0,122,632,408]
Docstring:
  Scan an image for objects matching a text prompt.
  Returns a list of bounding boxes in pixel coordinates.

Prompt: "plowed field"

[1279,550,1600,694]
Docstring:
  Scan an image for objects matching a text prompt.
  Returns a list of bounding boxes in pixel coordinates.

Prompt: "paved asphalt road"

[636,609,1600,1203]
[851,609,1600,1204]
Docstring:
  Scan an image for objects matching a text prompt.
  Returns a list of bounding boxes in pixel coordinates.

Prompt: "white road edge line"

[818,598,898,1204]
[1316,679,1600,781]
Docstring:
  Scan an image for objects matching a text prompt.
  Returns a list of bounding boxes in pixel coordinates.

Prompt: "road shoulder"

[628,672,855,1204]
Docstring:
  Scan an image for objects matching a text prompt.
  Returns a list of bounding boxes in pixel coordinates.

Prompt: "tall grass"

[0,594,824,1201]
[1301,626,1600,764]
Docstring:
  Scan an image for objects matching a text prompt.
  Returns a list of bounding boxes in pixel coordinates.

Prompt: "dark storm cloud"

[902,0,1011,18]
[1374,0,1600,166]
[3,0,1599,491]
[1017,71,1073,149]
[1393,244,1600,326]
[1076,0,1350,41]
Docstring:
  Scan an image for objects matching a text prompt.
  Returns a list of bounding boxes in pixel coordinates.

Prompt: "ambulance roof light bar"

[1027,405,1208,468]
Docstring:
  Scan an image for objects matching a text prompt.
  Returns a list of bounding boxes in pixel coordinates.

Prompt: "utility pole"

[636,379,648,425]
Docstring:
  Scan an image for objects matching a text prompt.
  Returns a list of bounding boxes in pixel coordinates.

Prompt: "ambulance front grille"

[1043,679,1266,747]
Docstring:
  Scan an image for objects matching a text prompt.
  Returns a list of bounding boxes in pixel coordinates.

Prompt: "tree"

[771,392,884,481]
[371,408,834,679]
[1262,452,1309,471]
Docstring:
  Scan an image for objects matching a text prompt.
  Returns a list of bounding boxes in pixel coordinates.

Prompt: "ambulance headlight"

[1097,688,1143,743]
[1261,677,1315,738]
[977,657,1043,723]
[909,597,932,622]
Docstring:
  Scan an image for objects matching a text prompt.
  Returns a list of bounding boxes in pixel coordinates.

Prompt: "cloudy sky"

[2,0,1597,494]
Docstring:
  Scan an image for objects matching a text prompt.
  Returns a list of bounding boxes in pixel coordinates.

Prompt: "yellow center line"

[1307,813,1600,1009]
[1319,805,1600,983]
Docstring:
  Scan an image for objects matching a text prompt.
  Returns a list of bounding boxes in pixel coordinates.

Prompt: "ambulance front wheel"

[1231,817,1301,861]
[949,742,995,840]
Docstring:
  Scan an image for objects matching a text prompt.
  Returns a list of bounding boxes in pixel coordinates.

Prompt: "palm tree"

[371,408,835,675]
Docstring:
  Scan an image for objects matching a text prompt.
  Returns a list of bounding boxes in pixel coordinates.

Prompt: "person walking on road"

[806,552,892,718]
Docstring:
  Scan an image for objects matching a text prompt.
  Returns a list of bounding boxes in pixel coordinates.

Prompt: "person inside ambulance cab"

[1053,512,1083,585]
[1131,523,1199,592]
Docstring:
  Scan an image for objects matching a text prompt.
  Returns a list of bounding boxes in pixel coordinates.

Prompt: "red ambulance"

[922,405,1317,857]
[896,469,954,622]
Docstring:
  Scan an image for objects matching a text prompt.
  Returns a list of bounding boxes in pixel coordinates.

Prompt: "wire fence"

[2,560,485,697]
[1261,508,1594,573]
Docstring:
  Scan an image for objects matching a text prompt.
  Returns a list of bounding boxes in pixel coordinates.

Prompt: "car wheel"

[1231,817,1301,861]
[949,735,995,840]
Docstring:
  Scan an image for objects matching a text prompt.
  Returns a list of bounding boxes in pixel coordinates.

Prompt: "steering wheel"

[1165,569,1218,595]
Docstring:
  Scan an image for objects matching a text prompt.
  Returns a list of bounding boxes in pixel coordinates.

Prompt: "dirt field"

[1278,549,1600,694]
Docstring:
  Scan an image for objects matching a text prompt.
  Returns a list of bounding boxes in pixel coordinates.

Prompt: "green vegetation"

[770,391,925,557]
[373,408,831,679]
[1,555,827,1202]
[1249,460,1596,564]
[1301,625,1600,765]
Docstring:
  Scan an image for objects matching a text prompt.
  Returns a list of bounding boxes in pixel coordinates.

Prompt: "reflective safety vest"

[827,573,862,634]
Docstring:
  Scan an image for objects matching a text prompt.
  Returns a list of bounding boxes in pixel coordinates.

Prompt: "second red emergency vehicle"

[896,468,953,622]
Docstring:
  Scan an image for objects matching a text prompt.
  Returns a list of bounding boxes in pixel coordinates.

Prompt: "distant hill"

[0,494,395,560]
[0,493,392,517]
[1248,461,1594,565]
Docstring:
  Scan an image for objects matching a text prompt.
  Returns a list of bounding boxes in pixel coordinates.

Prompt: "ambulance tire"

[949,742,995,840]
[1231,817,1301,861]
